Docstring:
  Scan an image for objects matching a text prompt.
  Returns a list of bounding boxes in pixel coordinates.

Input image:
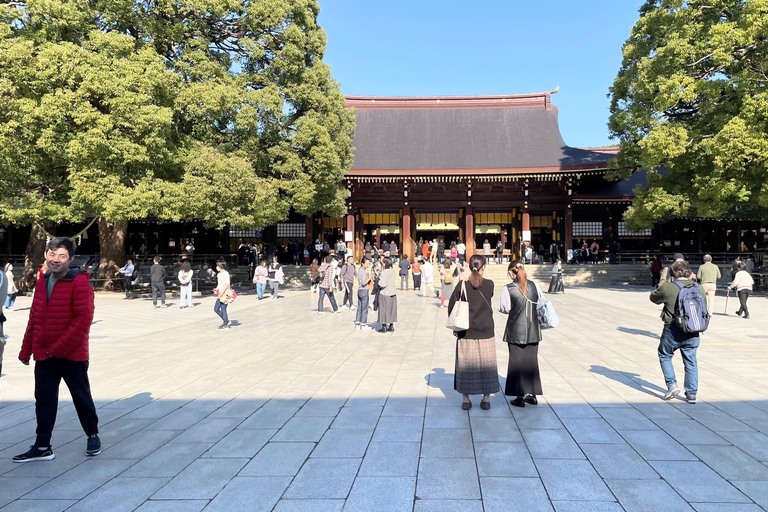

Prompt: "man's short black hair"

[362,256,371,264]
[325,255,333,263]
[670,260,692,279]
[46,237,75,257]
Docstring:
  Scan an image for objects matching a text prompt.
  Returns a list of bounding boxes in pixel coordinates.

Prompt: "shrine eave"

[346,164,608,178]
[345,90,559,110]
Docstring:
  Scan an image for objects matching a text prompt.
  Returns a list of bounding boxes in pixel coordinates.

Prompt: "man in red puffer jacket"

[14,237,100,463]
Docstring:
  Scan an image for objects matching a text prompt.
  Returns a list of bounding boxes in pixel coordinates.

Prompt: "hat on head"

[673,253,685,261]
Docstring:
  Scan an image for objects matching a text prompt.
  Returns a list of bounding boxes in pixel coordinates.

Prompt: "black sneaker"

[13,446,55,463]
[86,434,101,456]
[685,394,697,405]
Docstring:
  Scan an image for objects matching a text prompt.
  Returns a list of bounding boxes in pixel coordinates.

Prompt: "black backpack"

[312,269,325,285]
[131,266,140,281]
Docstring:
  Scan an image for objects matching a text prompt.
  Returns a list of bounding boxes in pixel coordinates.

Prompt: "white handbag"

[446,280,470,331]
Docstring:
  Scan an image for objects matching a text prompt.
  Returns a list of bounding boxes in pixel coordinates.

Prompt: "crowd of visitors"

[4,235,764,466]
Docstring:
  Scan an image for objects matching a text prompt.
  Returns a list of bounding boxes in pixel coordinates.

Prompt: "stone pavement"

[0,280,767,512]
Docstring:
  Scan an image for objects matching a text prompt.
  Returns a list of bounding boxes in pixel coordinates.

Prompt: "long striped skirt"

[454,337,500,395]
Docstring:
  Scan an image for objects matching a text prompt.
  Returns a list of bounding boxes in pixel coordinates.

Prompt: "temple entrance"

[415,210,460,257]
[361,211,401,249]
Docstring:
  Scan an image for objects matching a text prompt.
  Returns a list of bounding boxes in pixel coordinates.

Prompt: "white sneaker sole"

[14,453,55,463]
[663,388,681,400]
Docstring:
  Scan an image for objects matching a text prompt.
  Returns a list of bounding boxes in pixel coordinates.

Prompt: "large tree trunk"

[98,217,128,291]
[22,222,50,292]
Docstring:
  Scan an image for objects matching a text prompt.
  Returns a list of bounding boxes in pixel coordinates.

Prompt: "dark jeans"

[413,274,421,290]
[318,287,338,312]
[34,358,99,447]
[151,282,166,305]
[609,252,618,264]
[123,276,133,298]
[214,298,229,325]
[658,323,699,395]
[496,252,503,264]
[651,272,661,288]
[356,289,370,324]
[737,289,751,317]
[343,281,354,307]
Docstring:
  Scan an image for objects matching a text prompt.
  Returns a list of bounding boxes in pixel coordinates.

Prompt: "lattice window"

[277,223,306,238]
[618,222,652,237]
[573,221,602,237]
[230,228,260,238]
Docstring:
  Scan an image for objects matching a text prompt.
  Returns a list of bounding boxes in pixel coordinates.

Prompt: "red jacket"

[20,269,94,362]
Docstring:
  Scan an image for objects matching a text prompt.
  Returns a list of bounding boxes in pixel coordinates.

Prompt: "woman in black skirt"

[499,260,543,407]
[448,255,499,410]
[548,258,565,294]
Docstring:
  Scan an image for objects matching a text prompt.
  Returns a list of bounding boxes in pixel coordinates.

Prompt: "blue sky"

[317,1,643,148]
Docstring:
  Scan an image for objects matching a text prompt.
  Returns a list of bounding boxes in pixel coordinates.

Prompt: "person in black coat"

[498,260,543,407]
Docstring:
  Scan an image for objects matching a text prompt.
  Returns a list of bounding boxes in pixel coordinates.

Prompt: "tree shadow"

[589,365,666,398]
[617,327,658,339]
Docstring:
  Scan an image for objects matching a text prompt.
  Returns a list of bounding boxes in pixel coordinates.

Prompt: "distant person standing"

[483,239,492,259]
[267,256,283,300]
[150,256,167,308]
[448,255,498,410]
[398,255,411,291]
[745,256,755,274]
[178,260,194,309]
[650,255,663,288]
[696,254,721,315]
[499,260,543,407]
[341,256,357,309]
[590,240,600,264]
[309,258,320,294]
[253,260,268,299]
[213,260,232,329]
[412,257,422,291]
[390,240,398,262]
[609,241,620,264]
[376,258,398,332]
[549,241,558,263]
[730,256,742,279]
[457,240,467,264]
[438,259,457,308]
[496,240,504,265]
[15,237,101,462]
[355,257,373,330]
[650,260,702,404]
[4,263,17,308]
[728,262,754,319]
[115,259,135,300]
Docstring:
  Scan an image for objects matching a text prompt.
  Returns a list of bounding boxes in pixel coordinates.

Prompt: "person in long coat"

[548,258,565,294]
[448,255,499,410]
[376,258,398,332]
[499,260,543,407]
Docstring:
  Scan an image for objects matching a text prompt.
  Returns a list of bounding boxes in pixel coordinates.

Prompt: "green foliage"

[0,0,354,229]
[608,0,768,230]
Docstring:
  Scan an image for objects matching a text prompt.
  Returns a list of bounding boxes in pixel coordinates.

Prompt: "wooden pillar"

[465,205,474,258]
[376,226,381,249]
[305,215,313,248]
[522,207,530,261]
[565,207,573,255]
[346,212,354,255]
[402,205,412,261]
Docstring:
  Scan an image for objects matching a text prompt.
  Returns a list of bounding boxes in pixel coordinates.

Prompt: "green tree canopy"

[608,0,768,230]
[0,0,354,229]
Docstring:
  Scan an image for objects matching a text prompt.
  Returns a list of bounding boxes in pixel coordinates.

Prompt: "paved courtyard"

[1,280,768,512]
